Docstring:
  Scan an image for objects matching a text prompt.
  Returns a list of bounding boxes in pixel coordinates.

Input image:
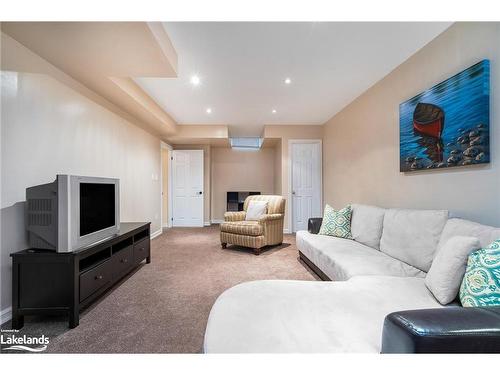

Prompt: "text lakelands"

[0,334,50,345]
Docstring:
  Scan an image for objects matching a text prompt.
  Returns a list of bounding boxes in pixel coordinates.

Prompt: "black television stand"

[10,222,151,329]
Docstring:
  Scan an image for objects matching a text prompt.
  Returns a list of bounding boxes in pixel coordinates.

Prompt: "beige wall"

[323,22,500,226]
[171,128,323,227]
[263,125,324,231]
[211,147,276,221]
[274,139,282,195]
[1,34,162,316]
[172,144,211,224]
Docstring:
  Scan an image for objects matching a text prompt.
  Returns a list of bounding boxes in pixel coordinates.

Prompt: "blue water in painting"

[400,60,490,171]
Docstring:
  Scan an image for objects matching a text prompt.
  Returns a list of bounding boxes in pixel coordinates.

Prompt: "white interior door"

[291,141,322,232]
[172,150,204,227]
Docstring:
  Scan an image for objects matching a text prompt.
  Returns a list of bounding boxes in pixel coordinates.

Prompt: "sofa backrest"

[437,218,500,251]
[243,195,286,215]
[350,204,386,250]
[379,208,449,272]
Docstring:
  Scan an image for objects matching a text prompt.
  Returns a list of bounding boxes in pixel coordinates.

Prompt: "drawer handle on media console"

[139,247,144,252]
[121,259,128,263]
[94,275,103,280]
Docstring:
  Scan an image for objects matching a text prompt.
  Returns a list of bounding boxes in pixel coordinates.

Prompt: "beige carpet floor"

[1,225,318,353]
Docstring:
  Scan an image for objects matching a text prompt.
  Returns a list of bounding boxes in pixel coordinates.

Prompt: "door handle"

[198,191,203,195]
[292,191,296,195]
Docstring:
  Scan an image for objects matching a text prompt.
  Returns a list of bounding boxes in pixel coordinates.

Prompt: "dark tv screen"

[80,183,116,236]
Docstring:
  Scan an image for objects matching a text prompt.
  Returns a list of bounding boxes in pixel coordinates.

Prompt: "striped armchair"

[220,195,286,255]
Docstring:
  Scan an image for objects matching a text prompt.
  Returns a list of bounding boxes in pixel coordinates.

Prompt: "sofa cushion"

[220,221,263,236]
[380,208,448,272]
[459,240,500,307]
[204,276,442,353]
[425,236,480,305]
[351,204,385,250]
[438,218,500,251]
[296,230,425,281]
[318,204,352,239]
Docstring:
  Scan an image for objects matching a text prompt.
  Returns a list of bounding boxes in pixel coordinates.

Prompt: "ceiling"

[2,22,179,137]
[135,22,451,135]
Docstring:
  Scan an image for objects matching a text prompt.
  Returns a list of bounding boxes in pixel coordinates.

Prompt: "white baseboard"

[283,229,292,234]
[150,229,163,239]
[1,306,12,325]
[204,221,211,226]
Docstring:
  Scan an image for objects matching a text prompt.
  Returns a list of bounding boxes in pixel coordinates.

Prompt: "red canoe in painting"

[413,102,445,139]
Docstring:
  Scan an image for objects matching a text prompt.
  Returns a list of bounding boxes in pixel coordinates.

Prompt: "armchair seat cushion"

[220,221,264,236]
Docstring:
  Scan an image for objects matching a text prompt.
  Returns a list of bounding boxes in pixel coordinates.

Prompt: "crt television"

[26,175,120,252]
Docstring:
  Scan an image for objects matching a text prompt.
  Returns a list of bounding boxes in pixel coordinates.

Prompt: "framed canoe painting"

[400,60,490,172]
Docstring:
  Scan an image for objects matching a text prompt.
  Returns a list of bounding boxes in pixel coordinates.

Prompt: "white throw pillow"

[245,201,267,221]
[425,235,480,305]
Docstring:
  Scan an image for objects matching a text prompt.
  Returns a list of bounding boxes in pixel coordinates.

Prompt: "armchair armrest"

[258,214,283,223]
[308,218,323,234]
[224,211,246,222]
[381,307,500,353]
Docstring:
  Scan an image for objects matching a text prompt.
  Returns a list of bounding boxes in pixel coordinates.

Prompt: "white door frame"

[160,142,173,228]
[288,139,323,233]
[170,149,204,227]
[168,148,173,227]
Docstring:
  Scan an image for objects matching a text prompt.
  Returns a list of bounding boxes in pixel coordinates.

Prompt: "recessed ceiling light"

[190,75,201,86]
[284,78,291,85]
[272,109,277,114]
[206,108,212,114]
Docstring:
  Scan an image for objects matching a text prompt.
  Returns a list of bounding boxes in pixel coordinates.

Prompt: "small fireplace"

[226,191,260,211]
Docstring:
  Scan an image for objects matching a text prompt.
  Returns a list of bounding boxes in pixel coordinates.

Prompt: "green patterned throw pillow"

[318,204,352,239]
[459,239,500,307]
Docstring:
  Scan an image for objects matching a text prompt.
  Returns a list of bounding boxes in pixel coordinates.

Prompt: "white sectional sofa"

[204,204,500,353]
[299,204,457,281]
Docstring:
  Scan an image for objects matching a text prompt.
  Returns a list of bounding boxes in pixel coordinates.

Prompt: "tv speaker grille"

[28,198,52,212]
[28,213,52,226]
